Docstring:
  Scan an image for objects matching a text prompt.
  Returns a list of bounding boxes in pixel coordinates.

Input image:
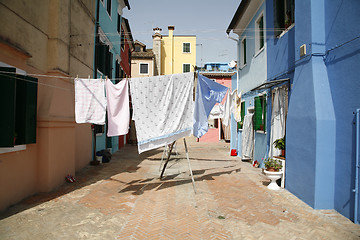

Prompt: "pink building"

[198,71,235,142]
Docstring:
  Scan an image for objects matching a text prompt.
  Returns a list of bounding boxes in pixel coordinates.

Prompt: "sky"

[122,0,241,67]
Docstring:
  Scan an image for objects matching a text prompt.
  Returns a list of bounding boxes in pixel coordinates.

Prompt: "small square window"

[183,43,191,53]
[183,64,191,73]
[140,63,149,74]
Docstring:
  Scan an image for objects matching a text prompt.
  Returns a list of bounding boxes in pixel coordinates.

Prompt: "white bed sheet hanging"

[241,113,254,160]
[129,72,194,154]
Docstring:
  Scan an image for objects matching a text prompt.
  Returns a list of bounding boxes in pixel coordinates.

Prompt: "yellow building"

[152,26,196,75]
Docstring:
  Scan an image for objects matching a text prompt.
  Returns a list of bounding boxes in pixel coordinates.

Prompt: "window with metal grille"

[183,43,191,53]
[183,64,191,73]
[140,63,149,74]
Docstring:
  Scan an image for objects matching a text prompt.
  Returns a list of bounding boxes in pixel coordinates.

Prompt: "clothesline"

[0,70,127,92]
[0,70,127,81]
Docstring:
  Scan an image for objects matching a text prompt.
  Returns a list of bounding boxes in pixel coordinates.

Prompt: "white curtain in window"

[269,87,287,158]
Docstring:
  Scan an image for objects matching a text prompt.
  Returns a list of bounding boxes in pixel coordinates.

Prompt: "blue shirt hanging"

[193,74,228,138]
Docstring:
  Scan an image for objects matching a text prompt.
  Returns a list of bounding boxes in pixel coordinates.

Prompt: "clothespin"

[88,75,90,80]
[105,76,108,81]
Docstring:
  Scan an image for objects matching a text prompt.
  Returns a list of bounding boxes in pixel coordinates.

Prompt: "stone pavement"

[1,137,360,240]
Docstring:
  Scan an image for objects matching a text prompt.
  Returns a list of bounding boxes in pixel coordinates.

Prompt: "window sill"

[277,23,295,39]
[0,145,26,154]
[255,130,266,134]
[254,47,265,58]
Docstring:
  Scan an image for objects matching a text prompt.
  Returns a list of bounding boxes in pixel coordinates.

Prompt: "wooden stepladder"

[159,138,197,194]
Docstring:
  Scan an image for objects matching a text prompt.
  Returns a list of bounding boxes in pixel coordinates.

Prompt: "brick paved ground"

[1,137,360,239]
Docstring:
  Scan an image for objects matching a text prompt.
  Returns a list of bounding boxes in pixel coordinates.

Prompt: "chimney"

[168,25,175,39]
[168,26,175,74]
[152,27,162,75]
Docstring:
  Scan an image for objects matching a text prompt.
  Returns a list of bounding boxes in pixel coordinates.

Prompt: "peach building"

[0,1,95,211]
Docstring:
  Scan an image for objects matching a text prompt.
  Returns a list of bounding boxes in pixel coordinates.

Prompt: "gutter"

[355,109,360,224]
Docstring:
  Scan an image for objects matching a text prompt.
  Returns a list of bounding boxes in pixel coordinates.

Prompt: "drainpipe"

[355,109,360,224]
[91,0,100,162]
[227,34,240,156]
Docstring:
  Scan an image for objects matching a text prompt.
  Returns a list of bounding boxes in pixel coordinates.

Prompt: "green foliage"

[263,158,283,171]
[273,137,285,150]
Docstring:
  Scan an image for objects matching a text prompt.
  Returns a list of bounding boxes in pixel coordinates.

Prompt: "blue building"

[227,0,360,223]
[94,0,130,154]
[199,62,236,73]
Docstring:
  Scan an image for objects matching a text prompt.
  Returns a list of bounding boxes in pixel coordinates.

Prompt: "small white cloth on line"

[222,89,236,126]
[209,104,224,119]
[105,79,130,137]
[233,91,242,122]
[129,72,194,154]
[75,78,106,125]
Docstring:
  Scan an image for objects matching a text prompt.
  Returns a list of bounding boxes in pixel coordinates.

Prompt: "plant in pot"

[264,158,283,172]
[263,157,283,190]
[273,137,285,157]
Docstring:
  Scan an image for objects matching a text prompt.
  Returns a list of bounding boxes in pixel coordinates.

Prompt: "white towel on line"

[105,79,130,137]
[74,78,106,125]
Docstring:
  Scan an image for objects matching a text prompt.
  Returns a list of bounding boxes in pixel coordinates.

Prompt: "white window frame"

[183,63,191,73]
[183,43,191,53]
[255,12,265,55]
[241,36,247,68]
[139,63,149,75]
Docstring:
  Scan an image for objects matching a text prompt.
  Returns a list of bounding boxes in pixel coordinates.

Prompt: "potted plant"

[263,158,283,172]
[273,137,285,157]
[263,157,283,190]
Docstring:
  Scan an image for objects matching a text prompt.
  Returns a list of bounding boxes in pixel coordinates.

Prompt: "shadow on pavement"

[0,146,162,219]
[117,167,241,195]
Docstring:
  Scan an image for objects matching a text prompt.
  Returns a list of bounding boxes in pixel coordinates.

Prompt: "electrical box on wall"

[300,44,306,57]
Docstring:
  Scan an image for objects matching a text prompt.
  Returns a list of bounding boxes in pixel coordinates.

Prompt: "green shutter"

[243,39,247,65]
[241,102,245,123]
[20,75,38,144]
[0,67,16,147]
[259,16,264,49]
[254,96,262,130]
[263,97,267,132]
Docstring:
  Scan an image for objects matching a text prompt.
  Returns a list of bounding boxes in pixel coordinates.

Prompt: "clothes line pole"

[159,138,196,194]
[183,138,197,194]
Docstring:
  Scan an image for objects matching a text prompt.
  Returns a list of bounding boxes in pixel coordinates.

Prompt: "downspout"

[355,109,360,224]
[227,34,240,155]
[92,0,100,162]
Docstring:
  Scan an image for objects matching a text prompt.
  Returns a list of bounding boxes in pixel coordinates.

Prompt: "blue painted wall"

[231,2,268,162]
[286,0,337,210]
[275,0,360,221]
[237,3,267,93]
[323,0,360,221]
